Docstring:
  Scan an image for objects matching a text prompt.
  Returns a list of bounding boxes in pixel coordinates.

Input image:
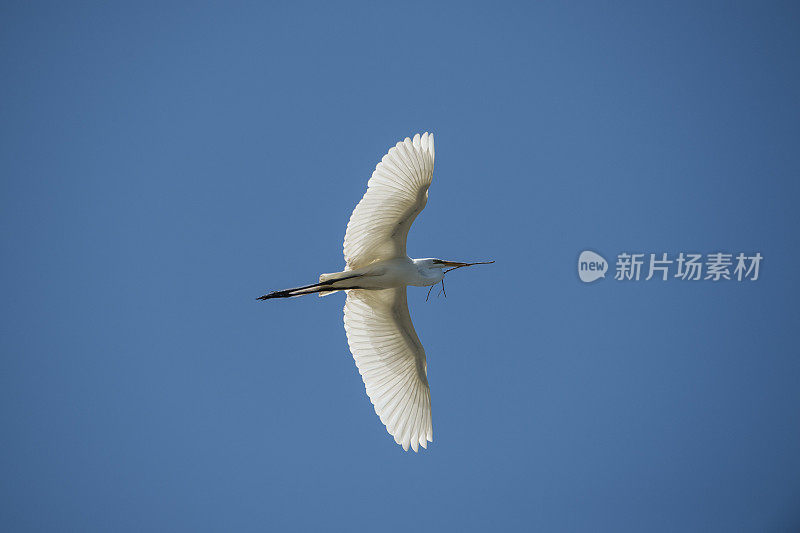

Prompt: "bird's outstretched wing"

[343,287,432,451]
[343,132,435,270]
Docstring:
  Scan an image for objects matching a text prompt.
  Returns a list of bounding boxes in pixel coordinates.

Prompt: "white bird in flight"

[258,132,493,451]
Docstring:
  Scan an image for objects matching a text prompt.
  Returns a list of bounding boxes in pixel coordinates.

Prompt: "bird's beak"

[437,260,495,270]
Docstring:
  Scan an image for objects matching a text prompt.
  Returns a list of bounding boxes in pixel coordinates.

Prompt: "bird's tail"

[256,271,358,300]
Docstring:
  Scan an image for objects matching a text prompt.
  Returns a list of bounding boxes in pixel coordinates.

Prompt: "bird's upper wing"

[343,287,432,451]
[343,133,435,270]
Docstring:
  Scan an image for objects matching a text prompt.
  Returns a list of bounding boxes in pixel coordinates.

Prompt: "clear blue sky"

[2,2,799,531]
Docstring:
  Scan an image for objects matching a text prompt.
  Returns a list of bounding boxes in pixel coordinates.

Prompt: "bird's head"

[416,258,495,302]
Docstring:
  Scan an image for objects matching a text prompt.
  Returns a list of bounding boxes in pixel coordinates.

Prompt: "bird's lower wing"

[343,287,432,451]
[343,133,434,270]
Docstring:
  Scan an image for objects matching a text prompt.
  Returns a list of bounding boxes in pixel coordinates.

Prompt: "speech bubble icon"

[578,250,608,283]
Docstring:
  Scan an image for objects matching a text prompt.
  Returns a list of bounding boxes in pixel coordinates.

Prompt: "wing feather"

[343,288,433,451]
[343,133,435,269]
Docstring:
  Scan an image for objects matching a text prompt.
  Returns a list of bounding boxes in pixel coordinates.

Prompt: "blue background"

[2,2,799,531]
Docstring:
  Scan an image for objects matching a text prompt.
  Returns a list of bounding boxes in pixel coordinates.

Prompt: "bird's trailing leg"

[257,273,363,300]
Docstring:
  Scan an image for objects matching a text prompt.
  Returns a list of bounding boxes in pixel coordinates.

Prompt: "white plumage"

[344,132,434,270]
[343,133,434,451]
[344,288,432,452]
[259,132,492,451]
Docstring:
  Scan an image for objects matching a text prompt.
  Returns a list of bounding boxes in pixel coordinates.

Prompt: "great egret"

[258,132,493,451]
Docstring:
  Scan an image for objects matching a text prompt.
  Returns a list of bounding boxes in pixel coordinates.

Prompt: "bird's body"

[320,257,445,292]
[259,132,492,451]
